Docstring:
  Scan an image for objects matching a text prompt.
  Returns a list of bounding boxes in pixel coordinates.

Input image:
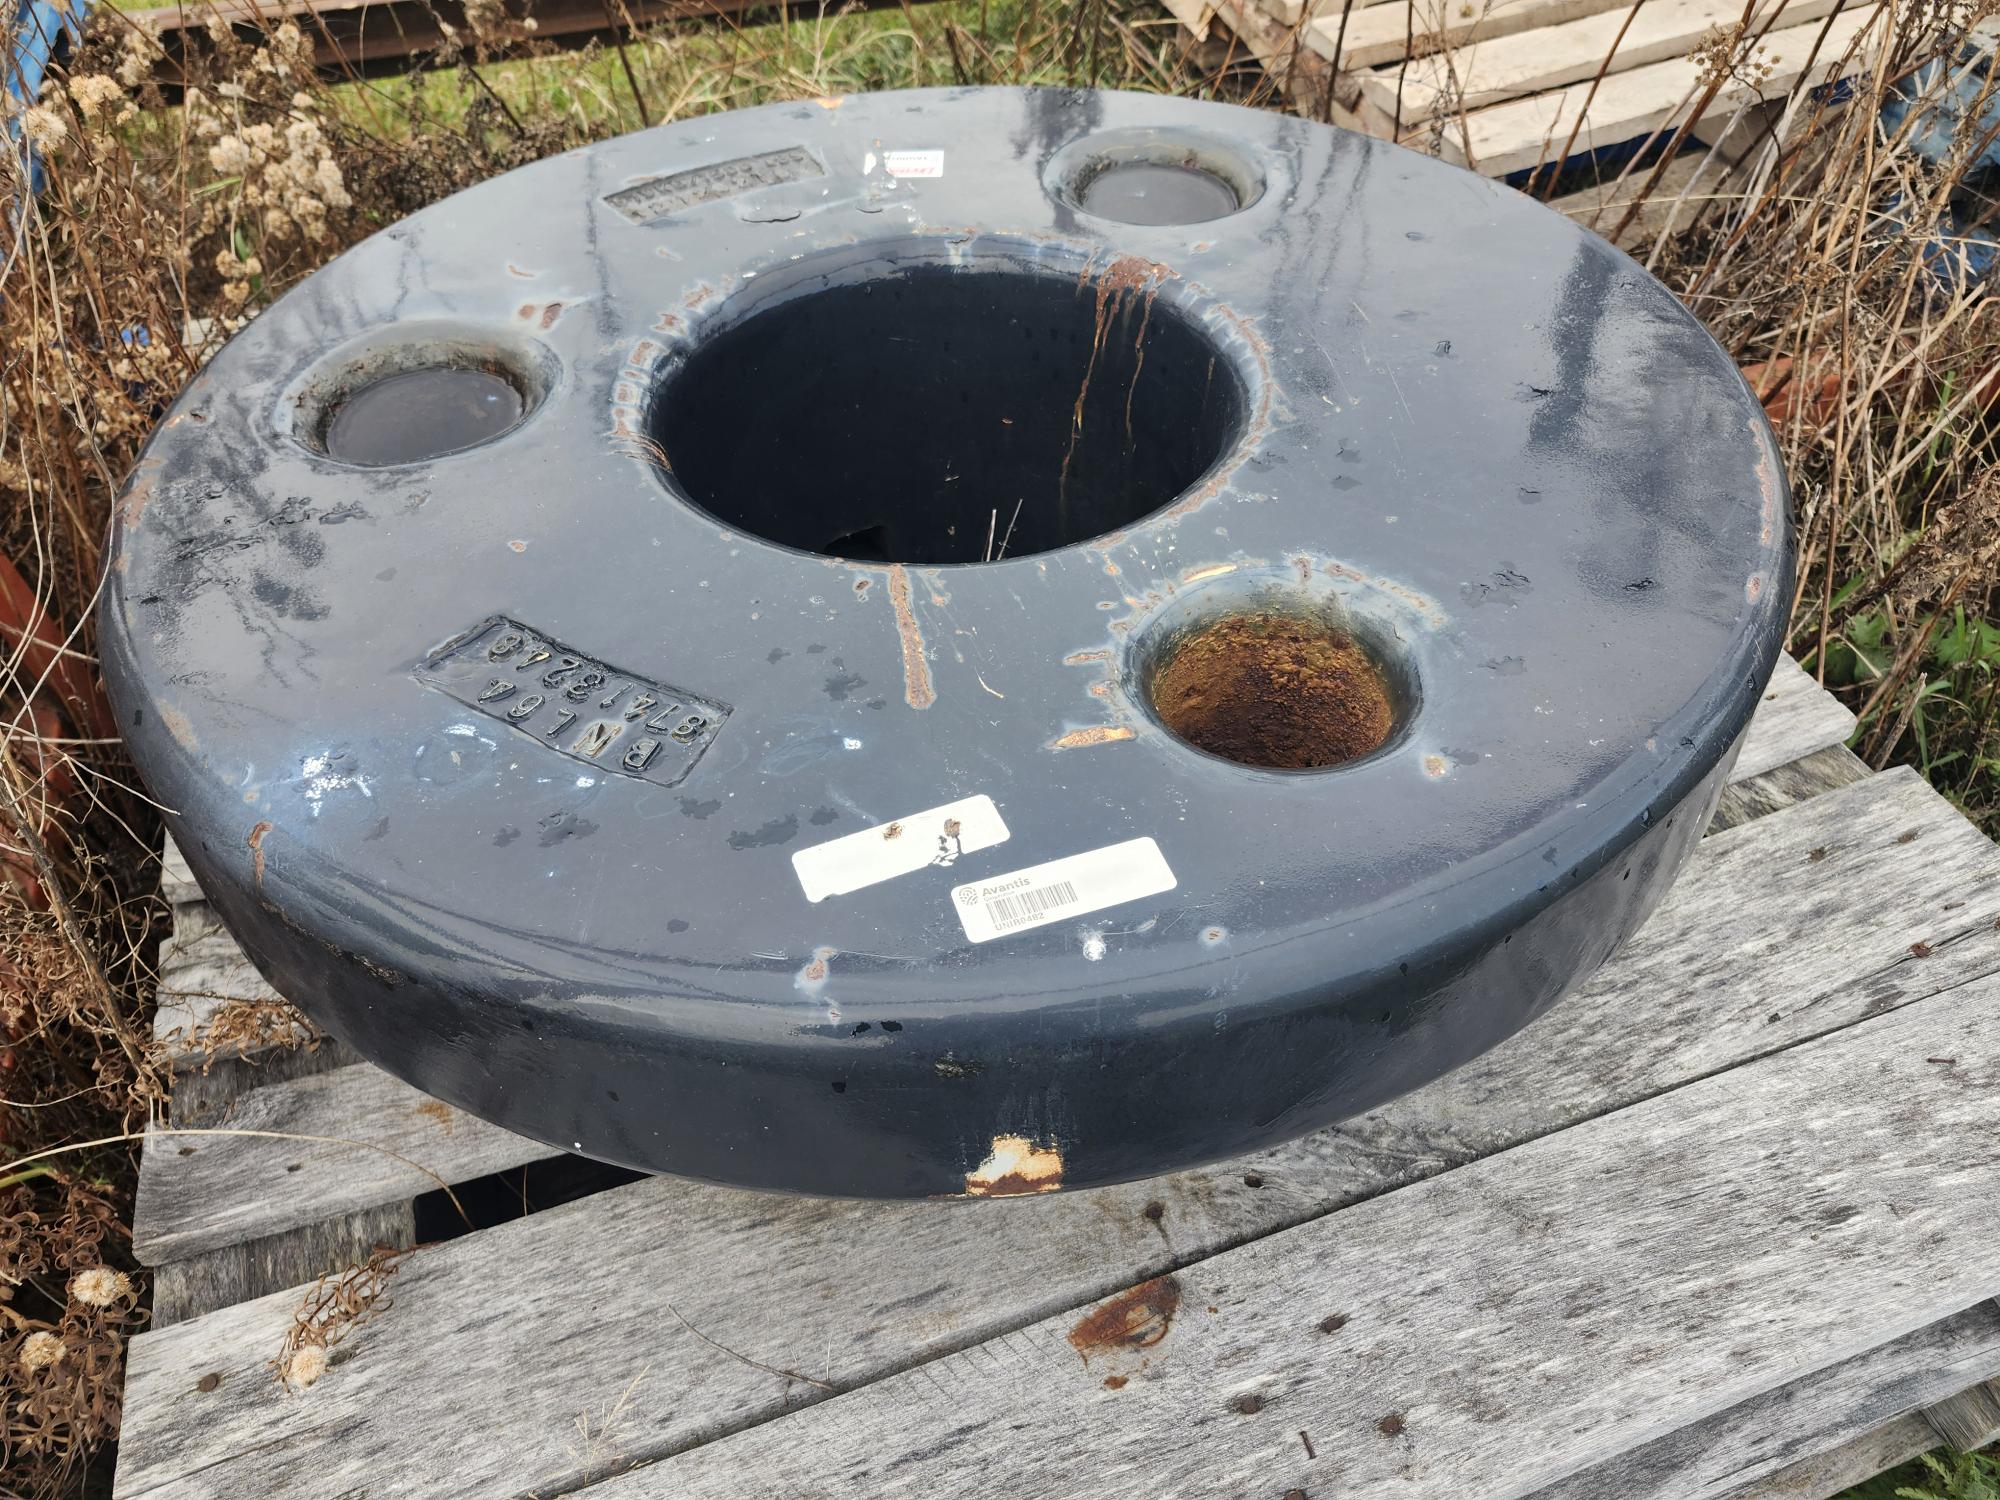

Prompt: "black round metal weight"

[103,88,1791,1199]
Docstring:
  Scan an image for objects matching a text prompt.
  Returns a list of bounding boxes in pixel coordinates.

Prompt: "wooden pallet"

[113,656,2000,1499]
[1175,0,1887,178]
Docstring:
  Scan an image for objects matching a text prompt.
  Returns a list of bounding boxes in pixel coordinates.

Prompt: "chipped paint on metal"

[796,944,836,994]
[247,820,273,885]
[964,1133,1063,1196]
[160,704,197,752]
[1051,726,1135,750]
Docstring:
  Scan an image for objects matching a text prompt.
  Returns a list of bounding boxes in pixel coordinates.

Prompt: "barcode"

[986,879,1079,931]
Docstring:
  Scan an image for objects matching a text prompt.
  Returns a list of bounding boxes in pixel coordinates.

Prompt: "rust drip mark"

[1061,255,1175,512]
[506,263,537,278]
[1067,1276,1181,1362]
[886,565,935,710]
[517,302,537,321]
[964,1134,1064,1197]
[539,302,564,330]
[247,820,273,885]
[652,312,684,335]
[1051,726,1135,750]
[1747,572,1764,602]
[1063,649,1113,666]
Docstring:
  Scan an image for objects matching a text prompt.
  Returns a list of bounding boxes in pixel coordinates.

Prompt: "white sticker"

[884,149,944,178]
[792,794,1007,903]
[952,838,1176,943]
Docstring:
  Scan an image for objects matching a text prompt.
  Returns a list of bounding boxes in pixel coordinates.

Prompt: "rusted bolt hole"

[1146,610,1409,771]
[652,246,1248,564]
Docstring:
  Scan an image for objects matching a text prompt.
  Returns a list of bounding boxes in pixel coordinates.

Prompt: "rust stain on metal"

[1746,572,1764,602]
[1424,754,1450,778]
[517,302,537,321]
[882,822,903,841]
[1051,725,1135,750]
[247,820,273,885]
[796,945,836,993]
[1064,649,1113,666]
[506,263,536,278]
[886,564,935,709]
[964,1134,1064,1197]
[539,302,564,329]
[1102,1375,1128,1390]
[161,705,197,752]
[1067,1276,1181,1361]
[682,281,716,310]
[1753,420,1783,548]
[652,311,684,335]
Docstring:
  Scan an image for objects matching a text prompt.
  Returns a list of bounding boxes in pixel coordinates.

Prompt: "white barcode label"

[952,838,1175,943]
[792,793,1008,903]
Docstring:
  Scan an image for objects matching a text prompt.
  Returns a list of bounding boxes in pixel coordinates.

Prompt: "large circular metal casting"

[103,89,1791,1198]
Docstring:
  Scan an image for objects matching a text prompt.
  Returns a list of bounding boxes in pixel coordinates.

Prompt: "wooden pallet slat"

[115,766,2000,1499]
[1358,0,1850,126]
[1317,0,1640,74]
[601,965,2000,1499]
[1438,3,1883,174]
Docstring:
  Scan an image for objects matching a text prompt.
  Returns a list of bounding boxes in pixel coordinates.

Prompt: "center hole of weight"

[650,257,1246,564]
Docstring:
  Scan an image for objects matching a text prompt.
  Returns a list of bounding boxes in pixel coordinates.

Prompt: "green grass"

[1840,1448,2000,1500]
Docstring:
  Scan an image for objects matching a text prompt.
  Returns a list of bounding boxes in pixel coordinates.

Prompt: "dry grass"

[0,0,1996,1492]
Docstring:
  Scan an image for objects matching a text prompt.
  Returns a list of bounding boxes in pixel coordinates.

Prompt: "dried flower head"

[69,1266,131,1308]
[19,1331,66,1372]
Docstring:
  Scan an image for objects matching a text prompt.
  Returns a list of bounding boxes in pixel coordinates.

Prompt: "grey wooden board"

[159,832,201,907]
[151,898,288,1059]
[127,737,1941,1279]
[133,1061,544,1265]
[1737,1414,1938,1500]
[149,1203,415,1331]
[113,768,2000,1500]
[1924,1376,2000,1453]
[1710,744,1871,834]
[588,965,2000,1500]
[1536,1301,2000,1499]
[1735,655,1856,783]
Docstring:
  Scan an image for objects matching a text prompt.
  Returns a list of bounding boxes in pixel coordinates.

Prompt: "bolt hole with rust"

[1146,610,1406,771]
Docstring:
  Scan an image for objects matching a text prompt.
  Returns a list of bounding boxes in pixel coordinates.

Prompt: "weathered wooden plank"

[113,769,2000,1499]
[149,1203,415,1330]
[1321,0,1637,74]
[1731,656,1856,784]
[1536,1301,2000,1498]
[133,1061,544,1265]
[1924,1376,2000,1452]
[1267,0,1401,27]
[1732,1413,1938,1499]
[1195,0,1360,124]
[160,833,201,907]
[592,967,2000,1500]
[1359,0,1844,124]
[1438,6,1882,175]
[1710,743,1870,833]
[151,899,288,1059]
